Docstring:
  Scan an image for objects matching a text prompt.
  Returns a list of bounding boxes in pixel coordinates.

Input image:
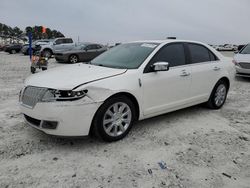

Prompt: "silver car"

[233,44,250,77]
[54,43,107,63]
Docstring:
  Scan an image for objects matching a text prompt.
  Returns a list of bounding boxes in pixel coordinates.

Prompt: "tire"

[92,96,136,142]
[207,80,228,109]
[30,67,36,74]
[11,49,16,54]
[43,50,52,58]
[42,67,47,71]
[69,54,78,64]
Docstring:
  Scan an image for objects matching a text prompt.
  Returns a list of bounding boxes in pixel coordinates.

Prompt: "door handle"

[180,70,190,77]
[213,66,221,71]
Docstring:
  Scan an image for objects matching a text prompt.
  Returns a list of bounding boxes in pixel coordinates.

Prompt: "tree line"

[0,23,65,40]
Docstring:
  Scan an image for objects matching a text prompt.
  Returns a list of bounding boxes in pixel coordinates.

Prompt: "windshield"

[91,42,158,69]
[240,44,250,54]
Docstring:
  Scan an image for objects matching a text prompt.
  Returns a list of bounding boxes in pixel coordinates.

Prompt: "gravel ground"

[0,51,250,188]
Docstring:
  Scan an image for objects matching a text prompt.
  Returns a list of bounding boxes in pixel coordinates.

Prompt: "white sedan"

[19,40,234,141]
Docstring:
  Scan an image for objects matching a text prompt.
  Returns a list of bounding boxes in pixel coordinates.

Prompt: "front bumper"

[20,98,102,136]
[235,66,250,77]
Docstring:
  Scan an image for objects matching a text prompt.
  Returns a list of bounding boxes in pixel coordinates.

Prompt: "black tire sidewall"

[93,96,136,142]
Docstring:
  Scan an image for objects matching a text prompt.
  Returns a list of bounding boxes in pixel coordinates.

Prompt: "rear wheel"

[42,67,47,71]
[11,49,16,54]
[69,55,78,63]
[207,80,228,109]
[92,96,136,142]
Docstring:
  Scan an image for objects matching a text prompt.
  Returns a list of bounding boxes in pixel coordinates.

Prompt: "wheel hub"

[103,102,132,137]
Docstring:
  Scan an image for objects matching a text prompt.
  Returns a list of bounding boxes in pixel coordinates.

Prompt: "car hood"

[234,54,250,63]
[25,63,127,90]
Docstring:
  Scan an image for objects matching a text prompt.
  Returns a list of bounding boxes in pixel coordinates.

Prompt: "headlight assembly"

[41,89,88,102]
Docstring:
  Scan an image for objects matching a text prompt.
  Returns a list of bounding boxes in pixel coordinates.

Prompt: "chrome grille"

[21,86,48,108]
[239,62,250,69]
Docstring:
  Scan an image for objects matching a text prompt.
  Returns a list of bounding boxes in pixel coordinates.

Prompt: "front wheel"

[92,96,136,142]
[207,80,228,109]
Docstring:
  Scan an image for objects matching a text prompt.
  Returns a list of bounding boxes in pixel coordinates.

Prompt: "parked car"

[216,44,236,51]
[19,40,234,141]
[39,38,75,58]
[233,43,250,77]
[22,40,51,55]
[4,44,22,54]
[54,43,107,63]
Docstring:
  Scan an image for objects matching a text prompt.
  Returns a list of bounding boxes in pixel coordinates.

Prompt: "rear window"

[188,43,210,63]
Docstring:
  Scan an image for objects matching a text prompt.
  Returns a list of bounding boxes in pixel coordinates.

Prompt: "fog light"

[41,121,58,129]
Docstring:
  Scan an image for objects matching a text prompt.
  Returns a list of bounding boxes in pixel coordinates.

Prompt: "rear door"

[53,39,64,52]
[142,43,192,116]
[185,43,221,102]
[63,38,74,51]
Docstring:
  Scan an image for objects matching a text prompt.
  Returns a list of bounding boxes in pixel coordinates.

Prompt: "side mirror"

[234,51,238,54]
[151,62,169,72]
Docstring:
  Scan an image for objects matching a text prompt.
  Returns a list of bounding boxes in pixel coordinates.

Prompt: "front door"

[142,43,192,116]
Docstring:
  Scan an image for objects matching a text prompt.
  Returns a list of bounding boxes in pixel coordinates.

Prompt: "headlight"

[41,89,88,102]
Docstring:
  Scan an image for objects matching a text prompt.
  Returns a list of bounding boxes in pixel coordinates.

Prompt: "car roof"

[129,39,208,46]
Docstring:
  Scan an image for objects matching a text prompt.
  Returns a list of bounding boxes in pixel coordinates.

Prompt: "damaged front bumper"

[20,96,103,136]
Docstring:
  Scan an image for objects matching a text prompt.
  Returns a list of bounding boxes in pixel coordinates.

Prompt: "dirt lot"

[0,51,250,188]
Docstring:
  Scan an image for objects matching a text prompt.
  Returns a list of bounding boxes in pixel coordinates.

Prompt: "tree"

[1,23,65,40]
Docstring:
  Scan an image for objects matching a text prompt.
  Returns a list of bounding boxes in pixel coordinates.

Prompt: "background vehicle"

[233,43,250,77]
[216,44,236,51]
[54,43,107,63]
[20,40,234,142]
[39,38,74,58]
[4,44,22,54]
[21,40,51,55]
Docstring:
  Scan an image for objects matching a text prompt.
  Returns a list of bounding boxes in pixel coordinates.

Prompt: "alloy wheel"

[103,102,132,137]
[70,55,78,63]
[214,84,227,107]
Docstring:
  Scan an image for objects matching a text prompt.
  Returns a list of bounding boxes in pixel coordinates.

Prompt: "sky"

[0,0,249,45]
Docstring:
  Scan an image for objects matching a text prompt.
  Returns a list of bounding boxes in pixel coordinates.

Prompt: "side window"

[96,45,102,49]
[65,38,73,43]
[209,51,218,61]
[55,39,63,45]
[188,44,211,63]
[150,43,186,67]
[86,45,98,50]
